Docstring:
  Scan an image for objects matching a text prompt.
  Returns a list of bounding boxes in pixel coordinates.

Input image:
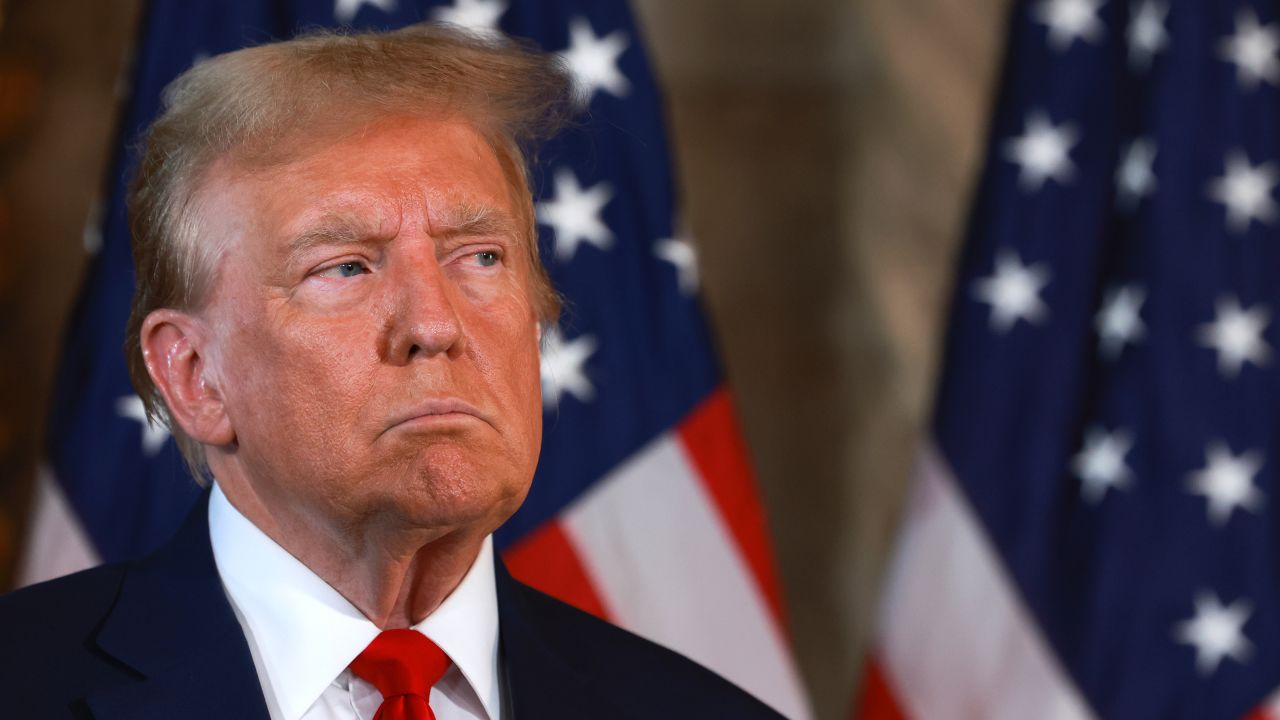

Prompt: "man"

[0,24,783,720]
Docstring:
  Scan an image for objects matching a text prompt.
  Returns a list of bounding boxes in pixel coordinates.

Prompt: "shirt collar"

[208,483,502,720]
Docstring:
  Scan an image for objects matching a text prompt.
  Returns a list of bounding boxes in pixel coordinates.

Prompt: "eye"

[317,261,370,279]
[474,250,500,267]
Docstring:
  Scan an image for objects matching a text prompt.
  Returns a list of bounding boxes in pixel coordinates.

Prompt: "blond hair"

[125,23,571,478]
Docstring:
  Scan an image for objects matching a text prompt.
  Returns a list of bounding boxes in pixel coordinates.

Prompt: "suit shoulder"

[0,563,127,652]
[0,563,127,620]
[514,583,785,719]
[0,564,135,716]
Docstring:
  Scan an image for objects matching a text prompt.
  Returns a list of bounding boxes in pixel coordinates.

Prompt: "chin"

[378,451,530,533]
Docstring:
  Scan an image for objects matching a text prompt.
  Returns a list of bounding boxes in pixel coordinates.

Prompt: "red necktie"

[350,629,452,720]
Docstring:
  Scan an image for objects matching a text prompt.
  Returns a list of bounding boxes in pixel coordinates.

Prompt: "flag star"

[431,0,507,34]
[116,395,169,457]
[1197,296,1271,378]
[1096,284,1146,359]
[1033,0,1106,51]
[655,236,699,295]
[1127,0,1169,71]
[540,327,597,408]
[537,169,614,262]
[1073,426,1135,503]
[559,17,630,104]
[1187,442,1264,526]
[1115,137,1157,209]
[1208,151,1278,232]
[1174,591,1253,676]
[334,0,396,24]
[1220,8,1280,89]
[1003,111,1079,192]
[972,250,1051,332]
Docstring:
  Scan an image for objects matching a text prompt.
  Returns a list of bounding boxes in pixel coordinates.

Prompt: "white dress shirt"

[208,483,504,720]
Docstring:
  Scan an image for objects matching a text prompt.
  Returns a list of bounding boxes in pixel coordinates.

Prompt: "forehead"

[204,114,522,249]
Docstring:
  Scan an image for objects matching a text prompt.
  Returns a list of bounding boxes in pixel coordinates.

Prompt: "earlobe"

[140,310,234,447]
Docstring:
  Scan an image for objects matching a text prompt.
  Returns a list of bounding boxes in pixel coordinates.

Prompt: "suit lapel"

[85,492,270,720]
[494,558,638,720]
[85,495,632,719]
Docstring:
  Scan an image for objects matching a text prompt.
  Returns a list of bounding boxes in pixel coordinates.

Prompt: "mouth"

[384,398,492,436]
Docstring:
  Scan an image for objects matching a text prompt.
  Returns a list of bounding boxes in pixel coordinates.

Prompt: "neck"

[213,473,485,629]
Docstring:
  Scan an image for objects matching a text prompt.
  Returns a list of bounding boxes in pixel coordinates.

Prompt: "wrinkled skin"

[142,115,543,626]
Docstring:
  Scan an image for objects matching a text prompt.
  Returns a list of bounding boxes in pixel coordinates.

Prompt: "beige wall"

[633,1,1009,715]
[0,0,140,585]
[0,2,1010,718]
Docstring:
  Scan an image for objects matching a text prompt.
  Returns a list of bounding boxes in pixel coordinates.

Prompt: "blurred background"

[0,1,1010,718]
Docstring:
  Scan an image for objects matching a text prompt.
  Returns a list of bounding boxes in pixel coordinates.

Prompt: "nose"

[382,246,465,365]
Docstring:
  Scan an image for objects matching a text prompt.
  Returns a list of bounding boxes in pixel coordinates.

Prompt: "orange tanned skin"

[139,115,544,630]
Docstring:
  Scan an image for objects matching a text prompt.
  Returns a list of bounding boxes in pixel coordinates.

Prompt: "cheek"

[479,335,543,478]
[280,319,381,406]
[468,298,542,420]
[225,312,380,438]
[503,323,545,451]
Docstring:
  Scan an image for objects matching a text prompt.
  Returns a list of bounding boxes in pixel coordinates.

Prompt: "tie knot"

[350,629,451,700]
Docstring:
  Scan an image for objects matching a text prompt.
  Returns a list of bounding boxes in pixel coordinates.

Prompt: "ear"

[140,309,234,447]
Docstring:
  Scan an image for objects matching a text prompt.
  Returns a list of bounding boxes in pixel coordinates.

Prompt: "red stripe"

[501,520,612,621]
[853,657,909,720]
[676,387,787,627]
[1243,704,1279,720]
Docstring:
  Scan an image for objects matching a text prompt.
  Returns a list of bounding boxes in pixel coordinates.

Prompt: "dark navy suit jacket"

[0,493,784,719]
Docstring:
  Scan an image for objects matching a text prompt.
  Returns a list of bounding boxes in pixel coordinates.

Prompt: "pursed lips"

[384,397,492,435]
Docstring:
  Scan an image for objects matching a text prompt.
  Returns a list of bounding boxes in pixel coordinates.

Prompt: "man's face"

[197,115,542,537]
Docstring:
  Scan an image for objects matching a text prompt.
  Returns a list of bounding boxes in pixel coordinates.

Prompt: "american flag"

[860,1,1280,719]
[17,1,810,717]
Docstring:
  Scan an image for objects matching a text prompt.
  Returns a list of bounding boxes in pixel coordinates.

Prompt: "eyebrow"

[284,203,521,264]
[285,216,386,260]
[432,203,521,240]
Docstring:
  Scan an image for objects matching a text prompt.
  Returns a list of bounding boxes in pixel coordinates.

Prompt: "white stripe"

[1259,687,1280,717]
[877,442,1095,720]
[560,432,813,720]
[17,466,100,587]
